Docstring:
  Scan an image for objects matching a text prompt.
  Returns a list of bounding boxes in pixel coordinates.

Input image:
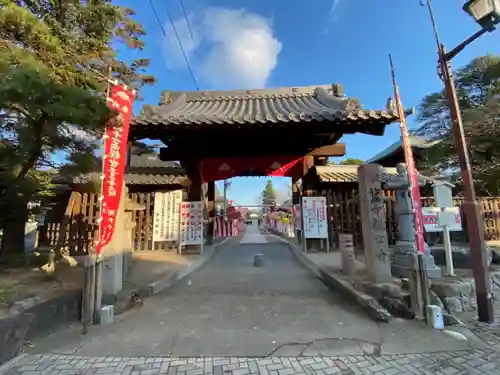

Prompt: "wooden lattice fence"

[38,191,500,254]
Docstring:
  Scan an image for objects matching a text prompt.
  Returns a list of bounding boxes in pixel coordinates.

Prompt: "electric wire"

[147,0,200,91]
[179,0,195,43]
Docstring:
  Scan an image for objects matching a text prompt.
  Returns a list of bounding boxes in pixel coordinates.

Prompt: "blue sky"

[116,0,500,205]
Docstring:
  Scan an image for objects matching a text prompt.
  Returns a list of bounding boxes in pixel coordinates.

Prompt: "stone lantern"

[383,163,442,279]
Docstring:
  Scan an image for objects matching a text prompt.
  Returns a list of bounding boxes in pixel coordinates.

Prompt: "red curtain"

[199,156,304,182]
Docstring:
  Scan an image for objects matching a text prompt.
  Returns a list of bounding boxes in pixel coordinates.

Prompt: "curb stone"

[272,232,392,322]
[138,237,230,298]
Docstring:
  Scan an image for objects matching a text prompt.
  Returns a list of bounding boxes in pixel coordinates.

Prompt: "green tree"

[340,158,364,165]
[261,179,277,206]
[0,1,154,257]
[414,55,500,196]
[328,158,364,166]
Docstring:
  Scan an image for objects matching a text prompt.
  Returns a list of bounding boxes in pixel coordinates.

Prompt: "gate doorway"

[130,83,405,244]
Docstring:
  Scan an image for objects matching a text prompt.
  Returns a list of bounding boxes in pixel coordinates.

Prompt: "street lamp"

[424,0,499,323]
[463,0,500,31]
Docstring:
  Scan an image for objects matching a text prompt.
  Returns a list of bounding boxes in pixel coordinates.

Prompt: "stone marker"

[339,233,355,276]
[384,163,441,279]
[254,254,264,267]
[358,164,392,283]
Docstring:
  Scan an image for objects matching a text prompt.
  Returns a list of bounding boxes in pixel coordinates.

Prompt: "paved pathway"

[3,349,500,375]
[2,229,498,374]
[240,224,268,244]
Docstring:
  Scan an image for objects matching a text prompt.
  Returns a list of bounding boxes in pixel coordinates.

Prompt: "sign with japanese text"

[179,201,204,245]
[302,197,328,239]
[96,84,135,255]
[422,207,462,232]
[153,190,183,242]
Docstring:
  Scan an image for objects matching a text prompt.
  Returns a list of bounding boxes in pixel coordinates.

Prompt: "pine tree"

[0,1,154,256]
[261,179,277,206]
[415,55,500,195]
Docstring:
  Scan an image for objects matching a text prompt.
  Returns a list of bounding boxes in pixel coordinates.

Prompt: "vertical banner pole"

[389,55,426,254]
[89,70,135,326]
[92,67,113,325]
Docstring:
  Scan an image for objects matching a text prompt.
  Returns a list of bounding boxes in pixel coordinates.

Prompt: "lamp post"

[424,0,499,323]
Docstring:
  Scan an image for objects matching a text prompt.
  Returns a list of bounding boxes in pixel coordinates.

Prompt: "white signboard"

[153,190,183,242]
[302,197,328,239]
[422,207,463,232]
[179,201,204,245]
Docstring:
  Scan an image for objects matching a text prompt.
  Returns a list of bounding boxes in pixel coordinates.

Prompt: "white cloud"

[163,15,201,69]
[330,0,342,17]
[162,8,282,89]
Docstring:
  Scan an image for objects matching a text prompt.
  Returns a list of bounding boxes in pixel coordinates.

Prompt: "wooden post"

[207,181,215,245]
[183,159,203,253]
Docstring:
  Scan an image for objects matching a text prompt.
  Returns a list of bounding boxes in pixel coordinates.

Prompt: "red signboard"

[95,84,135,255]
[199,156,303,182]
[391,58,425,253]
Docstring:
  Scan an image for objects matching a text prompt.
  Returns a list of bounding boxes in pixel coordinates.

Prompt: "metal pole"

[439,44,493,322]
[92,66,113,325]
[222,180,228,217]
[424,0,494,323]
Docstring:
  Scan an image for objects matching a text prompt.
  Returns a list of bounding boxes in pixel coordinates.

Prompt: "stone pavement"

[3,229,500,374]
[240,224,268,244]
[3,349,500,375]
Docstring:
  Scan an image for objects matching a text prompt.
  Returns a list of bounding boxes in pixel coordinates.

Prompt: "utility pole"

[222,180,230,219]
[424,0,499,323]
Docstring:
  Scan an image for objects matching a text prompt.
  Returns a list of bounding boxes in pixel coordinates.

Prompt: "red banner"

[391,59,425,253]
[199,156,303,182]
[95,84,135,255]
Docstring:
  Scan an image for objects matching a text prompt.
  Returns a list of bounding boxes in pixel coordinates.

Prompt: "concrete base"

[98,305,115,325]
[431,245,492,269]
[103,253,124,296]
[391,242,442,279]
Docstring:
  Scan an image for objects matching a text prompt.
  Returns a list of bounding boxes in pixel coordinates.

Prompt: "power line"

[179,0,195,43]
[147,0,200,91]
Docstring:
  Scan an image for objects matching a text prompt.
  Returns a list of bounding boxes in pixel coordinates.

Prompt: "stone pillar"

[358,164,392,283]
[101,185,142,296]
[385,163,442,279]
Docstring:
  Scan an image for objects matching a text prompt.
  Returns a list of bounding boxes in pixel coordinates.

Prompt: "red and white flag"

[390,55,425,253]
[95,84,135,255]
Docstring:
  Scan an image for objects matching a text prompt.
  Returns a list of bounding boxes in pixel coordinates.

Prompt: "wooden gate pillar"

[183,159,203,201]
[182,159,204,250]
[292,178,299,205]
[206,181,215,245]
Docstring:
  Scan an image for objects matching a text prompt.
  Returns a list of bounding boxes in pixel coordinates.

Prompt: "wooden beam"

[160,142,345,161]
[307,143,346,157]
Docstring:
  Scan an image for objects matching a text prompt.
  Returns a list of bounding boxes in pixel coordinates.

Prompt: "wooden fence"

[38,191,173,255]
[325,190,500,247]
[37,191,500,254]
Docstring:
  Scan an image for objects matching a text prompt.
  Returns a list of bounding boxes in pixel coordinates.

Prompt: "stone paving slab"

[2,350,500,375]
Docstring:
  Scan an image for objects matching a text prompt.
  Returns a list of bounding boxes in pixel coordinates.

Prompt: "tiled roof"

[314,165,449,186]
[366,136,440,164]
[132,85,400,127]
[129,154,180,169]
[69,172,187,186]
[124,173,187,185]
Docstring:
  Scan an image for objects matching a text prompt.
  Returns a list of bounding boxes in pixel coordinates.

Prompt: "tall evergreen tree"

[414,55,500,196]
[0,1,154,256]
[261,179,277,206]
